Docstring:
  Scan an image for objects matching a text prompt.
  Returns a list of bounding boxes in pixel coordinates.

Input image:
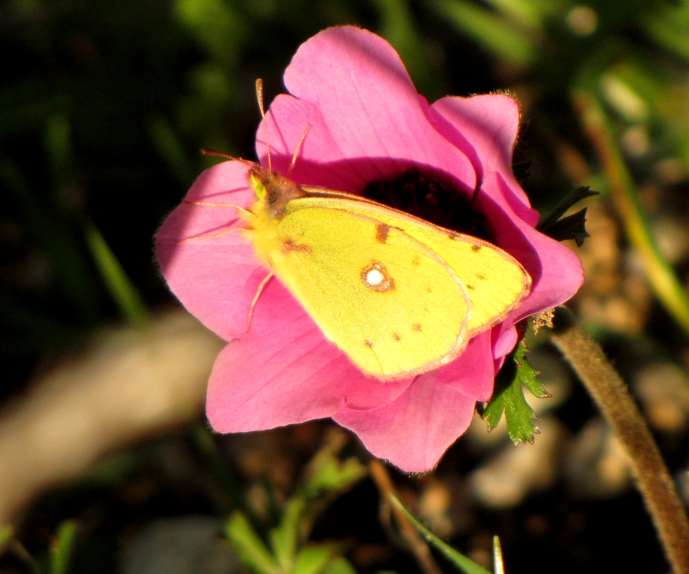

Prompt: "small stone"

[469,418,564,508]
[564,418,631,498]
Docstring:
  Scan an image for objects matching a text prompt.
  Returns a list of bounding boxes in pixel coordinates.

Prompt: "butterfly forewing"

[295,194,531,335]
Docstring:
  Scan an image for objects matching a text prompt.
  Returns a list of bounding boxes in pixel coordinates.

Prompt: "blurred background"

[2,0,689,572]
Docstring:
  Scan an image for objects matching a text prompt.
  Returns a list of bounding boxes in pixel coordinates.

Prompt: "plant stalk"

[550,309,689,573]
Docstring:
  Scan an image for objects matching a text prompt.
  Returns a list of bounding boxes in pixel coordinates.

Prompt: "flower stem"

[550,308,689,573]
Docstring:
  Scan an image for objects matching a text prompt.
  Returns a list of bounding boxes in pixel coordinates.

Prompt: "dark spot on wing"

[376,223,390,243]
[471,244,481,252]
[392,332,401,341]
[476,272,486,280]
[282,238,312,254]
[412,323,422,332]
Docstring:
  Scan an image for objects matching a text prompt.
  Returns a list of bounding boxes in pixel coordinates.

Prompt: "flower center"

[361,169,493,241]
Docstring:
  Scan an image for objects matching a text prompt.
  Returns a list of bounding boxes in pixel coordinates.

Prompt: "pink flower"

[155,26,583,472]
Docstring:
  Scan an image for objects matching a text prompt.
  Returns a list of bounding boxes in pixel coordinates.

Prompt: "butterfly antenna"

[200,147,256,170]
[255,78,272,173]
[287,124,312,177]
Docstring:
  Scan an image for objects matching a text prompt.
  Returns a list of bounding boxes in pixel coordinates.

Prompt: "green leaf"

[540,208,591,246]
[269,497,306,571]
[292,544,340,574]
[482,341,548,444]
[225,512,278,574]
[388,495,491,574]
[538,186,598,245]
[50,520,78,574]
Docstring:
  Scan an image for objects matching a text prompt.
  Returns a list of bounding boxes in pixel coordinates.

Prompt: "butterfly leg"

[176,224,244,244]
[245,272,275,334]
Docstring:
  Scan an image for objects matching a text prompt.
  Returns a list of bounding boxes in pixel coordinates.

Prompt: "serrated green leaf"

[292,544,340,574]
[389,496,491,574]
[269,497,305,571]
[225,512,278,574]
[514,344,548,399]
[483,342,547,444]
[50,520,78,574]
[538,186,598,244]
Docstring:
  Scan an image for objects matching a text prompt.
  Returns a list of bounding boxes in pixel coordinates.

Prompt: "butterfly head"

[249,166,307,219]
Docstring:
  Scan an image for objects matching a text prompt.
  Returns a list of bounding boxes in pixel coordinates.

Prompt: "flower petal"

[431,332,495,402]
[334,376,477,472]
[481,172,584,321]
[280,25,476,191]
[431,94,532,208]
[155,161,262,340]
[207,279,412,432]
[256,94,369,192]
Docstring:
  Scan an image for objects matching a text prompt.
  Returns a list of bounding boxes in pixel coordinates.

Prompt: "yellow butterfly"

[240,164,531,381]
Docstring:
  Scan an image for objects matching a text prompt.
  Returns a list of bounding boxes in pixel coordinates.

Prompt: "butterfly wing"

[251,205,471,380]
[295,193,531,336]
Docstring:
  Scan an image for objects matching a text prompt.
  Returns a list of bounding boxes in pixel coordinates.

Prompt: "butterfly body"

[241,166,531,381]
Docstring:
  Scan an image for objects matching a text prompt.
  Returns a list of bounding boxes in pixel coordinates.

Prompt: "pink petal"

[432,94,533,210]
[334,376,477,473]
[155,161,263,340]
[207,279,412,432]
[279,26,477,192]
[492,324,519,363]
[431,332,495,402]
[481,172,584,322]
[256,94,369,192]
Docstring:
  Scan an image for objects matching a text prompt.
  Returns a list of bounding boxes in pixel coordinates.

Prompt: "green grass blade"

[49,520,78,574]
[84,221,149,327]
[574,90,689,335]
[432,0,537,66]
[389,495,491,574]
[148,114,195,186]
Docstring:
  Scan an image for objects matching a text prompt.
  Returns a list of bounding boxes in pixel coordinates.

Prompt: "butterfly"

[237,162,531,381]
[199,80,531,381]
